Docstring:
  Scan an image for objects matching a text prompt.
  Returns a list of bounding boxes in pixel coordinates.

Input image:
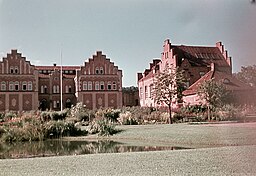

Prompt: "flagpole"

[60,47,63,111]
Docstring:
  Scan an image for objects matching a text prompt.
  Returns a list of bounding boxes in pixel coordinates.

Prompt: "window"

[10,67,14,74]
[95,81,99,90]
[53,85,56,93]
[56,85,60,93]
[15,66,18,74]
[184,81,190,89]
[41,86,44,93]
[9,82,14,91]
[69,70,73,74]
[149,84,153,98]
[199,71,205,77]
[53,100,60,108]
[22,81,27,91]
[44,86,47,93]
[100,67,104,74]
[65,85,69,93]
[28,81,32,90]
[14,81,19,91]
[56,101,60,108]
[112,82,116,90]
[100,81,104,90]
[140,87,143,98]
[95,67,99,74]
[83,81,87,90]
[88,81,92,90]
[68,86,72,93]
[107,82,112,90]
[1,82,6,91]
[223,78,230,84]
[53,101,57,108]
[145,86,148,98]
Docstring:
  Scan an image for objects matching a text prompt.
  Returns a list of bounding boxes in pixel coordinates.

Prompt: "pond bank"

[1,122,256,175]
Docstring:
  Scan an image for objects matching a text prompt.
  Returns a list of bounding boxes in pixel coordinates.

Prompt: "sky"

[0,0,255,87]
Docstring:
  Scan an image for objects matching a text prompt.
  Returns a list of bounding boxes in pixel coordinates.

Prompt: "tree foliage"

[153,64,186,124]
[197,79,228,119]
[234,65,256,87]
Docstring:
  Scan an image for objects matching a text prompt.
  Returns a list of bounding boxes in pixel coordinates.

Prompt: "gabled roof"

[183,68,253,96]
[172,45,229,67]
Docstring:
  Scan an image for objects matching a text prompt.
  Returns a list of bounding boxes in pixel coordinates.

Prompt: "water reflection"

[0,140,191,159]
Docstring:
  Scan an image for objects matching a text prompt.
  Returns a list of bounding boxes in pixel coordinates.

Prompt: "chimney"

[53,63,57,67]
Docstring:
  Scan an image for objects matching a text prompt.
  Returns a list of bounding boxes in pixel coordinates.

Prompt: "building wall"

[75,51,123,109]
[0,50,39,112]
[0,50,123,112]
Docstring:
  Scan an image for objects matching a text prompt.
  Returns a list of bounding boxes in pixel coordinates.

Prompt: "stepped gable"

[0,49,36,75]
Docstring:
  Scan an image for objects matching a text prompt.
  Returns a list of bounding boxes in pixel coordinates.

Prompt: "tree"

[233,65,256,87]
[197,79,228,120]
[153,64,186,124]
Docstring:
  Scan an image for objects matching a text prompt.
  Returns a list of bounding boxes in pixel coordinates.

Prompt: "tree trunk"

[168,104,173,124]
[207,105,210,121]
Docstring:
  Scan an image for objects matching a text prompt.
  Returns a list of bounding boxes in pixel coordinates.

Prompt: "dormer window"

[223,78,230,84]
[199,71,205,77]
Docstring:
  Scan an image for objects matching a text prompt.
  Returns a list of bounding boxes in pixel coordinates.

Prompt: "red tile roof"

[172,45,229,67]
[183,69,253,96]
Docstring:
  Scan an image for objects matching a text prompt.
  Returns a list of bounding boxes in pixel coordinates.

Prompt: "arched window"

[107,81,112,90]
[88,81,92,90]
[41,86,44,93]
[1,81,6,91]
[53,85,56,93]
[112,82,116,90]
[10,67,14,74]
[65,85,69,93]
[9,81,14,91]
[100,81,104,90]
[83,81,87,90]
[28,81,32,91]
[15,66,18,74]
[22,81,27,91]
[44,85,47,93]
[100,67,104,74]
[14,81,19,91]
[95,81,99,90]
[95,67,99,74]
[66,99,71,108]
[56,85,60,93]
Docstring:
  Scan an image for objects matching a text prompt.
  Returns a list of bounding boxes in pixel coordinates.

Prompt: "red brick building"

[0,50,39,112]
[138,39,253,108]
[0,50,122,112]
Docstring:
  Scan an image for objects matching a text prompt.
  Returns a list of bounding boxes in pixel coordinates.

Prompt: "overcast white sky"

[0,0,255,86]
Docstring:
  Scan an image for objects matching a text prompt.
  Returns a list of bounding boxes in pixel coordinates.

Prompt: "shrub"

[44,120,85,138]
[97,119,117,136]
[117,112,138,125]
[0,113,4,122]
[4,111,17,121]
[0,116,44,143]
[70,102,95,122]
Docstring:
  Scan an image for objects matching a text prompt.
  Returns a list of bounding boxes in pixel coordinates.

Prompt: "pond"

[0,140,192,159]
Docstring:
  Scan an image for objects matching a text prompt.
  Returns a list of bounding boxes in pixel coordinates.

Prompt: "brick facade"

[0,50,39,112]
[138,39,253,108]
[0,50,123,112]
[75,51,122,109]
